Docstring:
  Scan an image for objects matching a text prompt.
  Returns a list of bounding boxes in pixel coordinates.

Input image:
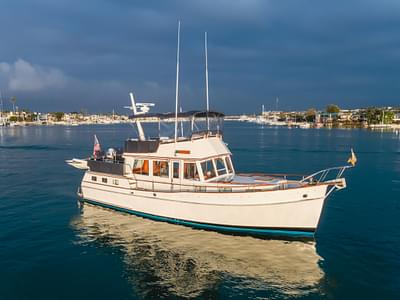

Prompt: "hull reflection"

[72,203,325,298]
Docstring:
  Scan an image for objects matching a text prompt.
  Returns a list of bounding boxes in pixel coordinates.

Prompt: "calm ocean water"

[0,122,399,299]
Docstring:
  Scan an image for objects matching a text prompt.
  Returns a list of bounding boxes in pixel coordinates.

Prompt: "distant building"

[393,112,400,123]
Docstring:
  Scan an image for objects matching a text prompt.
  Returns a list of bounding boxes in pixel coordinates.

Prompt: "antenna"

[129,92,138,114]
[205,31,210,131]
[128,92,145,141]
[174,20,181,142]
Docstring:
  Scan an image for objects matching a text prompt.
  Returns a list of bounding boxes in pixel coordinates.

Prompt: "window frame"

[200,159,217,180]
[183,161,199,180]
[172,161,180,179]
[153,160,169,178]
[225,156,234,173]
[214,157,227,176]
[132,159,149,175]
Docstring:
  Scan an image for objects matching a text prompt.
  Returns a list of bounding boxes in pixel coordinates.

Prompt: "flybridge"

[128,111,224,141]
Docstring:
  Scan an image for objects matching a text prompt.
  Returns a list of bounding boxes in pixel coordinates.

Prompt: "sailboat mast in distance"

[0,91,3,118]
[174,21,181,142]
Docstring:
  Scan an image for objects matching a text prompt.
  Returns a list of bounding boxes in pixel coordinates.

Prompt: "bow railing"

[300,165,352,184]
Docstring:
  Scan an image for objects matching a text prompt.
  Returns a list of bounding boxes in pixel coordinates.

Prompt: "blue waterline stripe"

[80,198,315,238]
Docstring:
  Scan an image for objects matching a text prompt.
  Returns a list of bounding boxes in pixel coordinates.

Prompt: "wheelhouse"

[125,154,235,182]
[123,110,234,184]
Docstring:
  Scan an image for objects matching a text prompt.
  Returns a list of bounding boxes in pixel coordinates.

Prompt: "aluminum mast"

[174,21,181,142]
[205,32,210,131]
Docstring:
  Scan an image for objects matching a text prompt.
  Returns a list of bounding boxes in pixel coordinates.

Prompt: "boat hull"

[80,174,330,238]
[79,197,316,237]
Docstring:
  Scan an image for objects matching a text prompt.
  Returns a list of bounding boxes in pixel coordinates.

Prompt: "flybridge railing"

[132,113,224,141]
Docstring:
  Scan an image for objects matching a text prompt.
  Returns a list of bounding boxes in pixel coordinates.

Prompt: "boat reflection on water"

[72,203,325,298]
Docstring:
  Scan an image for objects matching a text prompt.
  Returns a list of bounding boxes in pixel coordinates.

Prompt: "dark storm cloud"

[0,0,399,113]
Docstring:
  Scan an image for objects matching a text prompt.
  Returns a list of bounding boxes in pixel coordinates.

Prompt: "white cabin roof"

[123,136,231,161]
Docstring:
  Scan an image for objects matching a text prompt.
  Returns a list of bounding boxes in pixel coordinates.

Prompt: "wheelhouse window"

[225,156,233,173]
[173,161,180,179]
[112,179,119,185]
[91,176,97,181]
[215,157,227,175]
[102,178,107,183]
[201,160,216,180]
[153,160,169,177]
[132,159,149,175]
[184,162,199,180]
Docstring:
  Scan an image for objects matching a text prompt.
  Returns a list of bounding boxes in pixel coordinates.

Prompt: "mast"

[205,32,210,131]
[0,91,3,119]
[174,21,181,142]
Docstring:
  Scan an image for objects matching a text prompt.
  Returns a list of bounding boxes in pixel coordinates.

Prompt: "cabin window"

[153,160,169,177]
[201,160,216,180]
[102,178,107,183]
[225,157,233,173]
[113,179,119,185]
[184,162,199,180]
[91,176,97,181]
[173,161,180,179]
[215,158,227,175]
[132,159,149,175]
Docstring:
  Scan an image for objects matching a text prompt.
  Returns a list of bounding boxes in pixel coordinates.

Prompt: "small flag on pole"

[347,148,357,167]
[93,134,101,158]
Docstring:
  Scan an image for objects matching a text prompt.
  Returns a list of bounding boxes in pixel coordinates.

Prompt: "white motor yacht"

[67,100,354,238]
[67,24,354,238]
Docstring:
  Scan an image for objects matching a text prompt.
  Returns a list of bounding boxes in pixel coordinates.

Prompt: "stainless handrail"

[300,165,352,183]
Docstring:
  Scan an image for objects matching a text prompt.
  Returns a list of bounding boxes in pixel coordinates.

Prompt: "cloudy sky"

[0,0,399,114]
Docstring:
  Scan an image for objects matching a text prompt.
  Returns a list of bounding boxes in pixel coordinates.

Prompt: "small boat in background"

[299,122,311,129]
[66,158,88,170]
